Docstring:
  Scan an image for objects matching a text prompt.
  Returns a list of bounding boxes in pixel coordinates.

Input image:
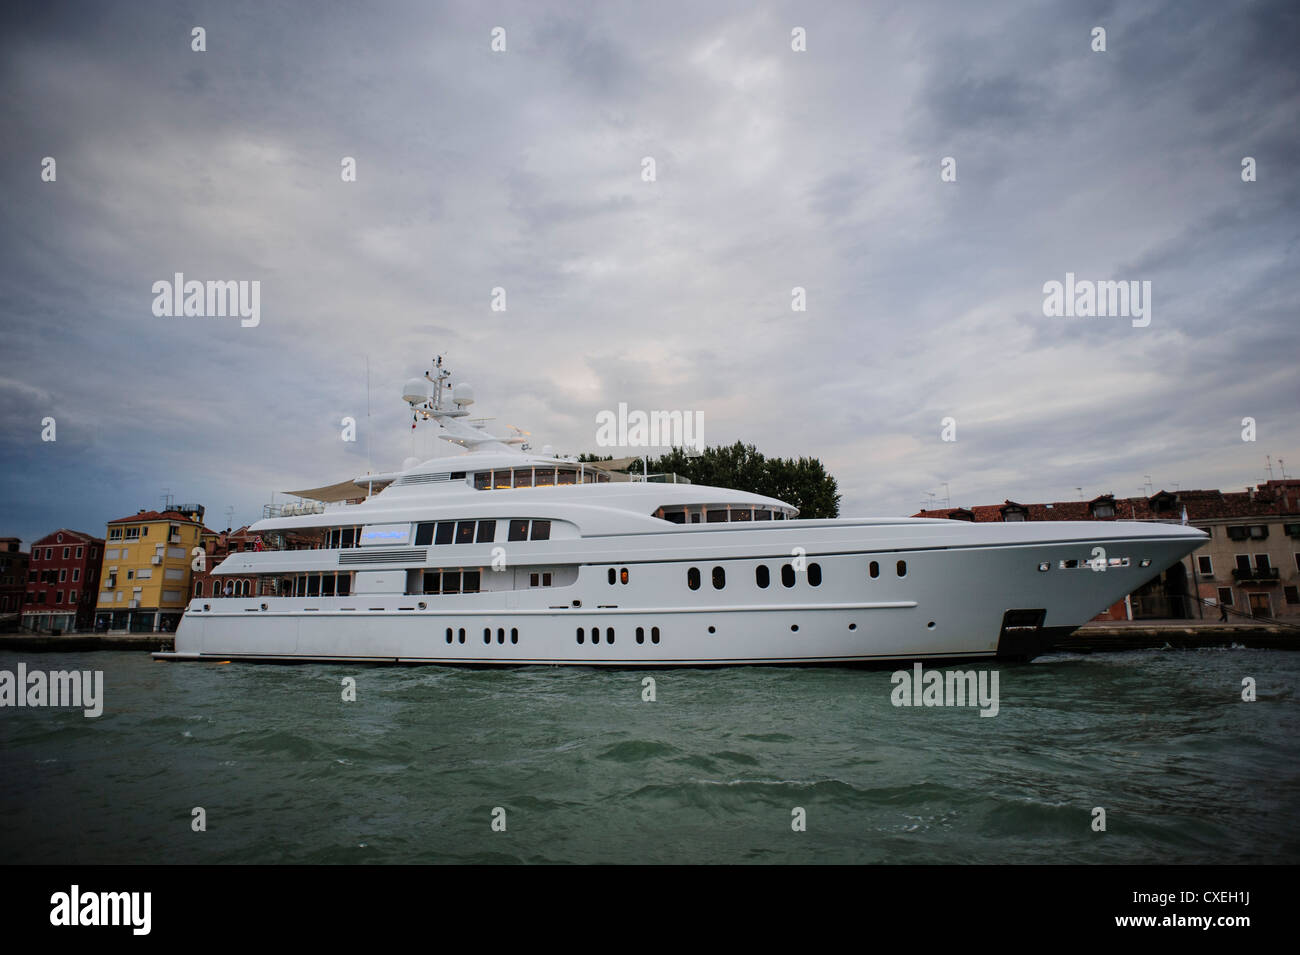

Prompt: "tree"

[631,442,841,518]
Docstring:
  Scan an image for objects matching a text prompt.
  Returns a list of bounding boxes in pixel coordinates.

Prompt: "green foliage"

[630,442,841,519]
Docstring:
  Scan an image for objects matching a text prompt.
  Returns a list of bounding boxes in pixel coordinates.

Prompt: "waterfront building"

[0,537,29,618]
[20,529,104,632]
[94,505,208,633]
[915,479,1300,621]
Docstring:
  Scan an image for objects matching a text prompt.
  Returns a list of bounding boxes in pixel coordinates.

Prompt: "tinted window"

[441,571,461,594]
[530,520,551,541]
[456,521,477,544]
[415,523,435,546]
[476,520,496,543]
[508,520,529,541]
[688,567,700,590]
[435,522,455,545]
[463,570,481,593]
[423,572,440,594]
[707,510,727,523]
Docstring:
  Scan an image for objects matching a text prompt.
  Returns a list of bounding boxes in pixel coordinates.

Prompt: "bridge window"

[731,509,751,522]
[706,509,727,523]
[755,509,772,521]
[534,468,555,487]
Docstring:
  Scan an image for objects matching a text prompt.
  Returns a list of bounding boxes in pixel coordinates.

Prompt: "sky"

[1,0,1297,544]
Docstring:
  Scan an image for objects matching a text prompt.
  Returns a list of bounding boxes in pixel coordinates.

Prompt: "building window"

[1235,554,1251,573]
[1255,554,1272,572]
[194,581,203,597]
[59,569,67,582]
[1218,587,1233,607]
[72,568,80,582]
[1284,586,1299,605]
[687,567,700,590]
[1197,555,1213,576]
[62,547,70,558]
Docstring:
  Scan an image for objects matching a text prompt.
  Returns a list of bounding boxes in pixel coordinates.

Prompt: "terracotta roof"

[914,482,1300,522]
[107,510,206,525]
[31,529,104,545]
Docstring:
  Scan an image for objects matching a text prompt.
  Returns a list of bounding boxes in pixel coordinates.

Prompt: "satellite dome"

[452,382,475,406]
[402,378,430,405]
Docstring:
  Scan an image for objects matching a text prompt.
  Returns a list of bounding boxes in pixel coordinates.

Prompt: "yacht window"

[543,572,552,586]
[651,626,660,644]
[755,509,772,521]
[476,520,496,543]
[557,468,577,485]
[508,520,529,542]
[307,574,321,597]
[869,560,879,578]
[342,527,355,547]
[463,570,481,593]
[442,571,461,594]
[731,509,752,522]
[474,472,491,490]
[423,571,440,594]
[636,627,645,644]
[620,568,629,585]
[535,468,555,487]
[608,568,616,585]
[706,509,727,523]
[456,521,477,544]
[688,567,701,590]
[756,565,770,588]
[530,520,551,541]
[337,574,351,597]
[712,566,726,589]
[774,512,785,521]
[808,563,822,586]
[781,564,796,588]
[493,471,513,490]
[415,523,435,546]
[322,575,336,596]
[896,560,907,577]
[514,469,533,488]
[435,522,456,545]
[530,573,539,587]
[691,513,701,523]
[450,472,466,480]
[664,511,686,524]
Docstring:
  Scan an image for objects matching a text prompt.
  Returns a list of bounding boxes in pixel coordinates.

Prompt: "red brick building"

[0,537,29,618]
[21,529,104,632]
[915,480,1300,621]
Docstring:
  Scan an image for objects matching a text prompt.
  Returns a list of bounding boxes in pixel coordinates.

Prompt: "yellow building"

[94,506,208,633]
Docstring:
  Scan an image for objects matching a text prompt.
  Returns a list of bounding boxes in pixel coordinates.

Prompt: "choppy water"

[1,648,1296,864]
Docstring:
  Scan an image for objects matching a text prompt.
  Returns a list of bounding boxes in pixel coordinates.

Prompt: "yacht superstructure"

[156,359,1206,665]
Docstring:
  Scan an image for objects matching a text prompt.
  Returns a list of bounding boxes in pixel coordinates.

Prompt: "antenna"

[1266,455,1274,480]
[1076,487,1083,500]
[942,482,951,508]
[1280,458,1288,479]
[160,488,174,512]
[1144,474,1153,495]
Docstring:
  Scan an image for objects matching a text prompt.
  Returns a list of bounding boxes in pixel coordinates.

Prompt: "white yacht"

[157,359,1206,666]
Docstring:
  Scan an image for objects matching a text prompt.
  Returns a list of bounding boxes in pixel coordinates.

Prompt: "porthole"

[897,560,907,577]
[755,565,770,588]
[781,564,796,588]
[606,627,615,645]
[458,628,466,644]
[808,563,821,586]
[497,627,505,644]
[636,627,645,644]
[707,625,716,634]
[927,621,936,630]
[510,628,518,644]
[445,628,453,644]
[620,567,629,585]
[483,628,491,644]
[651,627,660,644]
[688,567,700,590]
[712,566,726,589]
[577,627,585,644]
[849,623,857,631]
[608,568,616,585]
[869,561,879,579]
[790,624,799,632]
[592,629,600,644]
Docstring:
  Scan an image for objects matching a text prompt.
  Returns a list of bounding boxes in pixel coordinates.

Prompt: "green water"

[1,648,1296,864]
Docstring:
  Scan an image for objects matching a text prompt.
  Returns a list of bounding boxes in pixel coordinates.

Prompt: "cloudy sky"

[1,0,1297,544]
